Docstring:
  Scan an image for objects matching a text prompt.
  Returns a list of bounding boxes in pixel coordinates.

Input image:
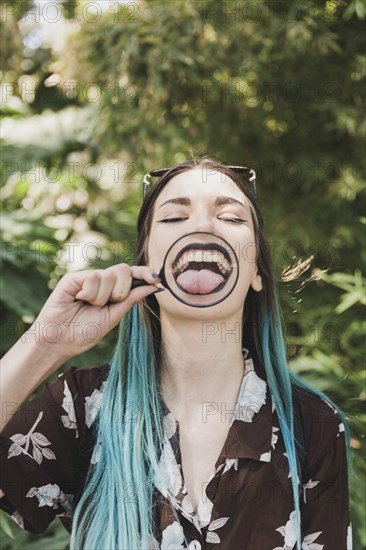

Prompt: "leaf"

[206,531,220,543]
[208,516,230,530]
[0,511,14,539]
[32,447,43,465]
[336,291,365,314]
[26,487,37,498]
[303,531,322,544]
[61,416,78,435]
[42,448,56,460]
[22,525,71,550]
[31,432,51,447]
[0,261,50,317]
[9,433,26,445]
[7,443,23,459]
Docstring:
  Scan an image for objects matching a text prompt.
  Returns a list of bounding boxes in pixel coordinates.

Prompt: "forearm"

[0,330,69,432]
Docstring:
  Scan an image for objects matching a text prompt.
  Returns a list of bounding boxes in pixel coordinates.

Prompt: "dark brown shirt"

[0,351,352,549]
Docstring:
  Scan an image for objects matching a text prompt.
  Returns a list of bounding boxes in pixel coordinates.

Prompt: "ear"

[251,270,262,292]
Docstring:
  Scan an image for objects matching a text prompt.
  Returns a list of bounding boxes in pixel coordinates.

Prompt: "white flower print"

[272,426,280,449]
[196,494,214,526]
[7,411,56,464]
[10,510,24,529]
[160,521,186,549]
[233,371,267,423]
[274,510,297,550]
[259,426,279,462]
[205,517,230,544]
[182,494,194,514]
[85,382,106,428]
[26,483,64,509]
[146,534,160,550]
[154,436,182,498]
[259,426,278,462]
[192,514,202,534]
[214,462,225,475]
[58,492,74,514]
[163,412,177,439]
[147,534,160,550]
[337,422,345,437]
[90,440,103,464]
[302,479,320,504]
[165,492,196,527]
[283,453,300,486]
[243,353,255,374]
[301,531,323,549]
[61,380,78,437]
[259,451,271,462]
[347,524,353,549]
[222,458,238,475]
[322,399,337,414]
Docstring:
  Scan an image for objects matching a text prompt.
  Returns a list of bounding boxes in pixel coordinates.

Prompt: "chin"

[158,295,244,323]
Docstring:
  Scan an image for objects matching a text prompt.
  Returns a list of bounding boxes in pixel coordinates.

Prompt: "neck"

[158,311,246,422]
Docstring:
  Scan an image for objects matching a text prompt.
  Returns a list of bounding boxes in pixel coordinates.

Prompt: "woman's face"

[146,166,262,319]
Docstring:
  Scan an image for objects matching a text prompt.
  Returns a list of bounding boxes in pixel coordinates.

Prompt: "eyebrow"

[158,196,248,210]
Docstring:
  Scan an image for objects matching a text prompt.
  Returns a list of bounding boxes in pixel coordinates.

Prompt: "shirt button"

[188,542,201,550]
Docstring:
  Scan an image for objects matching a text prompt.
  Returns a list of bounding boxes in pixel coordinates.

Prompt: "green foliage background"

[1,0,365,548]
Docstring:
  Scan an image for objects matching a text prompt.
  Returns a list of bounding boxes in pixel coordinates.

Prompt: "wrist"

[18,325,71,372]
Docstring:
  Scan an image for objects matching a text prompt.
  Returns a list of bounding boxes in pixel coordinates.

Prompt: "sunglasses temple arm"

[143,173,152,199]
[249,169,256,198]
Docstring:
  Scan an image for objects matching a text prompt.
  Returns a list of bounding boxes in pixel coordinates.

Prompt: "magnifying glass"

[131,231,239,308]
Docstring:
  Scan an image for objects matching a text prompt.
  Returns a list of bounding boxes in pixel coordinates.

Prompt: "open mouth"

[171,242,233,295]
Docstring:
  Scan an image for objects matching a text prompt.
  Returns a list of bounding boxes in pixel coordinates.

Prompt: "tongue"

[176,269,225,294]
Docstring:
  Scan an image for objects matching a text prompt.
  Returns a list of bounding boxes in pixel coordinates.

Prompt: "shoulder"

[54,362,110,397]
[292,384,346,473]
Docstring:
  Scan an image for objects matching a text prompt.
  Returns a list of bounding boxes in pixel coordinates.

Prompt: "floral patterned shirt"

[0,350,352,549]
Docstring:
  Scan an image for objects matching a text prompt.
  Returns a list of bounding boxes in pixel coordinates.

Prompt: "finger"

[91,270,118,306]
[130,266,162,285]
[74,271,102,302]
[107,264,161,303]
[104,263,133,303]
[50,271,100,305]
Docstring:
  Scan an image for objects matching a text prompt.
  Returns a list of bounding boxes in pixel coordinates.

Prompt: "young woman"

[0,158,352,549]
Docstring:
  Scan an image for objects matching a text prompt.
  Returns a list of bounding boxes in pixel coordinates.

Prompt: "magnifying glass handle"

[130,278,150,289]
[130,267,166,290]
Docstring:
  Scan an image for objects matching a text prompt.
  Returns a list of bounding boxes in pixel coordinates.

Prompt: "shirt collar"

[160,348,274,464]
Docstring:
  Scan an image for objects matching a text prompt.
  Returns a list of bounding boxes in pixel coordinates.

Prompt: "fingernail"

[152,288,165,294]
[151,272,161,280]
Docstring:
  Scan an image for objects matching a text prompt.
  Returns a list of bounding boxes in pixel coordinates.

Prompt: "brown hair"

[133,156,276,375]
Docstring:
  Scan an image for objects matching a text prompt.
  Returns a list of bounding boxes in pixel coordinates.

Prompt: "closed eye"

[220,218,247,224]
[157,217,247,224]
[157,217,187,223]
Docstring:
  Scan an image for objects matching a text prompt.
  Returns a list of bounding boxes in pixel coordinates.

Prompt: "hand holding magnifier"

[131,232,239,308]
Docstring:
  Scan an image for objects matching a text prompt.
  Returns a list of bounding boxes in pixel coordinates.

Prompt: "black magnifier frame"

[131,231,240,308]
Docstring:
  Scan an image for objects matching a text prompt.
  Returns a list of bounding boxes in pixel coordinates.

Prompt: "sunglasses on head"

[142,165,257,200]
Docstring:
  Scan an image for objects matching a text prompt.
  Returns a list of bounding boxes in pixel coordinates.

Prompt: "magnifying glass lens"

[160,232,239,308]
[131,232,239,308]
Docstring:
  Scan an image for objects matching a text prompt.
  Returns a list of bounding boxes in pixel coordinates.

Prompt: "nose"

[190,209,216,233]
